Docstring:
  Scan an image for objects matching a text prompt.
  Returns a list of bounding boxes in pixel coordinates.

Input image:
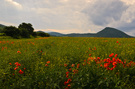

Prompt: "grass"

[1,37,135,89]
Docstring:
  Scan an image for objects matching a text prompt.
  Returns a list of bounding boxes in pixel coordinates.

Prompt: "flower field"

[1,37,135,89]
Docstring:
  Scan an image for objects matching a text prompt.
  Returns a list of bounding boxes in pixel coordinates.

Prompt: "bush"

[37,32,50,37]
[3,26,21,38]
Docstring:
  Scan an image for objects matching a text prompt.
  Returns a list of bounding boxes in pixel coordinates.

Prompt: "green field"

[1,37,135,89]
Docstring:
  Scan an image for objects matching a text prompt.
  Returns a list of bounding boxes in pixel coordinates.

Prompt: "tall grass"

[1,37,135,89]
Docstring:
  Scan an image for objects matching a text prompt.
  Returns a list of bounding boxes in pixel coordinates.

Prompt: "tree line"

[1,22,50,38]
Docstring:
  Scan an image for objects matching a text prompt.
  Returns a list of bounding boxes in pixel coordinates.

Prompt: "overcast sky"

[0,0,135,36]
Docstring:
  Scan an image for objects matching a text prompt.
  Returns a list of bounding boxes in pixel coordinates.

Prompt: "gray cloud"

[0,0,135,35]
[83,0,128,26]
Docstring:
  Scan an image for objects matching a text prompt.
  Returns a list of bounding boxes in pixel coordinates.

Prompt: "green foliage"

[18,23,34,35]
[3,26,21,38]
[37,32,50,37]
[1,37,135,89]
[19,28,30,38]
[32,32,37,37]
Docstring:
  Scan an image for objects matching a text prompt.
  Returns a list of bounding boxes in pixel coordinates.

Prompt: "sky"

[0,0,135,36]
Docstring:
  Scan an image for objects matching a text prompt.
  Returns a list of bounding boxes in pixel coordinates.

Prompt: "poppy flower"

[46,61,50,64]
[17,51,21,54]
[67,79,72,82]
[64,64,67,67]
[77,64,79,68]
[9,63,12,65]
[71,64,75,67]
[19,70,24,74]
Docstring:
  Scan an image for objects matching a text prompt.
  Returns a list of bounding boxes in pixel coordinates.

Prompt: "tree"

[3,26,21,38]
[32,32,37,37]
[19,28,30,38]
[18,23,34,35]
[37,32,50,37]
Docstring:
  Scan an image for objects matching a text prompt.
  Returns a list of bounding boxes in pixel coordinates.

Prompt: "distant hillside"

[96,27,131,38]
[65,33,96,37]
[0,24,5,28]
[47,27,132,38]
[0,24,6,32]
[48,32,65,36]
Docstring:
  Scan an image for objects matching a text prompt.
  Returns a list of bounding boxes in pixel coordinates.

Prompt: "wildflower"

[104,63,109,68]
[14,67,18,70]
[71,64,75,67]
[15,62,21,67]
[66,71,69,74]
[64,81,68,85]
[67,84,71,88]
[77,64,79,68]
[46,61,50,64]
[100,64,103,67]
[66,74,69,78]
[110,68,114,70]
[24,68,26,70]
[114,54,118,57]
[45,64,48,66]
[9,63,12,65]
[64,64,67,67]
[17,51,21,54]
[67,79,72,82]
[13,74,15,75]
[109,53,114,57]
[19,70,24,74]
[69,68,71,71]
[116,41,119,43]
[112,62,117,66]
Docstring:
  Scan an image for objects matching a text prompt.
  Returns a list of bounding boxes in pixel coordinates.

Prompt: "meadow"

[1,37,135,89]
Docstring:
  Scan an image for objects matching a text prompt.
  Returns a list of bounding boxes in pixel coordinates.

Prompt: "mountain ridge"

[0,23,133,38]
[48,27,132,38]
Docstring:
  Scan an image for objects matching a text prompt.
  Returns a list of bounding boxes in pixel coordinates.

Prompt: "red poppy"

[64,64,67,67]
[17,51,21,54]
[67,84,71,88]
[45,64,48,66]
[9,63,12,65]
[46,61,50,64]
[14,67,18,70]
[77,64,79,68]
[71,64,75,67]
[64,81,68,85]
[109,53,114,57]
[67,79,72,82]
[19,70,24,74]
[69,68,71,71]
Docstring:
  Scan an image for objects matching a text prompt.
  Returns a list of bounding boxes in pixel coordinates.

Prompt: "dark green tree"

[3,26,21,38]
[32,32,37,37]
[19,28,30,38]
[18,23,34,35]
[37,32,50,37]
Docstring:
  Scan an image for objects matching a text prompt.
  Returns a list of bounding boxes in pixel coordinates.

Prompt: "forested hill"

[48,27,132,38]
[95,27,131,38]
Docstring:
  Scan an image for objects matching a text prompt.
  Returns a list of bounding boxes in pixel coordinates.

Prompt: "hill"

[65,33,96,37]
[0,24,6,33]
[47,27,132,38]
[48,32,65,36]
[96,27,131,38]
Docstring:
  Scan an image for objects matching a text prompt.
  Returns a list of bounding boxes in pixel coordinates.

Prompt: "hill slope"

[48,27,132,38]
[48,32,65,36]
[96,27,131,38]
[0,24,6,32]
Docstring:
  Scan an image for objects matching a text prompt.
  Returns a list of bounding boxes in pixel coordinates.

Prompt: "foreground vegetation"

[1,37,135,89]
